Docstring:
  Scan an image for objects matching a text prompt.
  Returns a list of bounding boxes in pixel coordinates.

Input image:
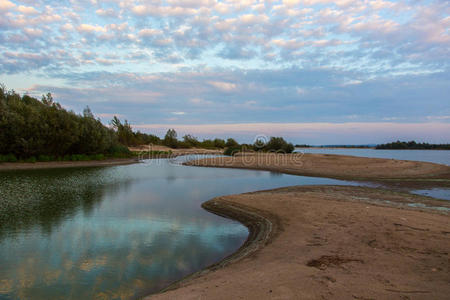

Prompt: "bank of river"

[0,157,359,299]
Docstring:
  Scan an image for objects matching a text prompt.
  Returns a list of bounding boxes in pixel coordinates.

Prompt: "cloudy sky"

[0,0,449,144]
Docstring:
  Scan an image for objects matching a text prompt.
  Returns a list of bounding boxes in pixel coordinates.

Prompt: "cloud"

[17,5,38,15]
[95,8,117,18]
[208,81,238,92]
[0,0,15,11]
[77,24,106,33]
[0,0,448,144]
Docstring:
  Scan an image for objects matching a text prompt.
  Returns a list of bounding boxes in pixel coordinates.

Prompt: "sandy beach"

[149,186,450,300]
[185,153,450,181]
[145,153,450,299]
[129,145,223,156]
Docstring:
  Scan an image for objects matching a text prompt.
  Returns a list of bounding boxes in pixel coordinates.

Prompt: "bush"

[38,155,51,162]
[262,137,295,153]
[93,154,105,160]
[0,154,18,162]
[25,156,37,163]
[224,147,241,156]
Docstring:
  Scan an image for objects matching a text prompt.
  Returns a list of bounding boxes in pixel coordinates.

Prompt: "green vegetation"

[111,116,161,146]
[223,136,295,156]
[262,137,295,153]
[376,141,450,150]
[0,86,130,161]
[0,84,298,162]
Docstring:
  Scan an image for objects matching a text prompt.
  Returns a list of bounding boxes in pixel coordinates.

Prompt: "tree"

[225,138,239,148]
[213,138,226,148]
[263,137,295,153]
[182,134,200,148]
[163,129,178,148]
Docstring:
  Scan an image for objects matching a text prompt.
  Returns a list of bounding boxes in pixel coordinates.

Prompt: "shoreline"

[158,199,279,294]
[0,158,139,171]
[148,154,450,299]
[184,153,450,182]
[148,186,450,299]
[0,150,221,171]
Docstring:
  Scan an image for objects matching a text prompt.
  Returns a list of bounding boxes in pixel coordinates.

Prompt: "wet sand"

[149,186,450,300]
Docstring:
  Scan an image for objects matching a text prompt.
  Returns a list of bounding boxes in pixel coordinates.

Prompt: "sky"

[0,0,449,144]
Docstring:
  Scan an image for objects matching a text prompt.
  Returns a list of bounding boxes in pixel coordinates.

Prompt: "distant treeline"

[376,141,450,150]
[0,86,296,162]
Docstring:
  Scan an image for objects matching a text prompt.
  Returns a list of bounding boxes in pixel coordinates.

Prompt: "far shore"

[0,147,224,171]
[0,158,140,171]
[185,153,450,182]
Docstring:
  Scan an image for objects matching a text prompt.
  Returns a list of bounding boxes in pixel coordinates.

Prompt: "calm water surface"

[0,157,355,300]
[295,148,450,200]
[295,148,450,165]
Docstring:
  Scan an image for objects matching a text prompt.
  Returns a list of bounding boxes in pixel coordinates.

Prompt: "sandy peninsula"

[184,153,450,181]
[149,186,450,300]
[146,154,450,299]
[129,145,223,156]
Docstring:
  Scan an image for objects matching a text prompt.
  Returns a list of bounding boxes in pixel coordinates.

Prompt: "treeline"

[0,86,130,162]
[109,117,295,154]
[139,128,295,154]
[224,136,295,155]
[0,85,296,162]
[376,141,450,150]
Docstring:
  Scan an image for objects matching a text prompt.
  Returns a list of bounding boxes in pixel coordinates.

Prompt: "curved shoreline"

[156,198,280,294]
[148,185,450,299]
[184,153,450,181]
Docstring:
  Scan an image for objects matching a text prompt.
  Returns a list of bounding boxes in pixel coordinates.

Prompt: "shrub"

[25,156,37,163]
[224,147,240,156]
[0,154,18,162]
[38,155,51,162]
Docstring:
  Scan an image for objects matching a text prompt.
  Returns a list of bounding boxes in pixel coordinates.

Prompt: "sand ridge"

[185,153,450,181]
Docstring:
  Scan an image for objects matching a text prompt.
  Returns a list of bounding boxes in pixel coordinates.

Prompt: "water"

[295,148,450,165]
[295,148,450,200]
[0,158,355,300]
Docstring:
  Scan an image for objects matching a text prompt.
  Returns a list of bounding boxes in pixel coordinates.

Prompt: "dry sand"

[149,186,450,300]
[185,153,450,181]
[147,154,450,299]
[129,145,223,156]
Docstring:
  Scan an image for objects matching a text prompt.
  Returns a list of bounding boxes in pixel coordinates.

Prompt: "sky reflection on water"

[0,159,354,299]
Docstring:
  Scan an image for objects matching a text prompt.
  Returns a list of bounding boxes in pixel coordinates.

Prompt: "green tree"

[163,129,178,148]
[182,134,200,148]
[225,138,239,148]
[262,137,295,153]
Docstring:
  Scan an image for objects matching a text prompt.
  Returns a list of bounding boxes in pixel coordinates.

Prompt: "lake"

[0,158,357,300]
[295,148,450,165]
